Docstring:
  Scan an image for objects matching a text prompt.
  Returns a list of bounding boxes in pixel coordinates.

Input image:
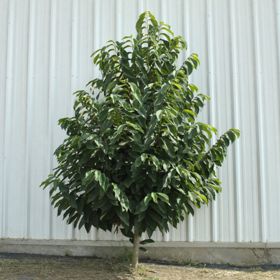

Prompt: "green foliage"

[41,12,240,241]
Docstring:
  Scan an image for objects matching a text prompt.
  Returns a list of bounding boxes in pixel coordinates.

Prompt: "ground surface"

[0,254,280,279]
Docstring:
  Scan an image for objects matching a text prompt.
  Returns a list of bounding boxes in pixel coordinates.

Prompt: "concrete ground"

[1,254,280,279]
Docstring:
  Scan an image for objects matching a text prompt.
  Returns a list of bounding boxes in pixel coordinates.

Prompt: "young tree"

[41,11,239,269]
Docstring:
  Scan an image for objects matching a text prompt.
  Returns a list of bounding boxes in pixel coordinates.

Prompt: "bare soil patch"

[0,254,280,280]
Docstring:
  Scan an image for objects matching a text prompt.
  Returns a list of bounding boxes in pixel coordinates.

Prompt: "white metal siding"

[1,0,280,243]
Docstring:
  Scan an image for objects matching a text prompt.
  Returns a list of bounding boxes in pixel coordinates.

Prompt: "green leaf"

[135,195,151,214]
[94,170,109,192]
[126,121,144,133]
[116,208,129,226]
[155,110,163,121]
[157,193,170,205]
[129,82,142,104]
[150,192,158,203]
[82,170,95,186]
[136,12,147,35]
[140,238,155,245]
[227,128,240,141]
[112,183,129,212]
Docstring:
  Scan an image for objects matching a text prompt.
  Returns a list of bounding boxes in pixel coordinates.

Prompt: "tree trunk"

[132,230,140,269]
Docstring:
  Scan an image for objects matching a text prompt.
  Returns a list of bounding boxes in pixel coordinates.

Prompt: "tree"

[41,11,240,269]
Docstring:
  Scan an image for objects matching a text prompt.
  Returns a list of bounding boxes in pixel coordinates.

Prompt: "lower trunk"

[132,230,140,269]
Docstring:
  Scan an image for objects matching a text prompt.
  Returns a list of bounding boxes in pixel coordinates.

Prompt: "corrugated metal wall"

[1,0,280,243]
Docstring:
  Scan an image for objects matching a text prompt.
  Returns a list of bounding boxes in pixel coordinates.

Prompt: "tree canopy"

[41,11,240,267]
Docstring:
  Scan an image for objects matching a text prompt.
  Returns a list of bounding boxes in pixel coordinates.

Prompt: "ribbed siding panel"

[0,0,279,242]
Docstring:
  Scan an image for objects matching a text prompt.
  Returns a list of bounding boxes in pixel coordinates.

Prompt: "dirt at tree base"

[0,255,280,280]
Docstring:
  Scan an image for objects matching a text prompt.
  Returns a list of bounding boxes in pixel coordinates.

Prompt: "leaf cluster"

[41,12,240,240]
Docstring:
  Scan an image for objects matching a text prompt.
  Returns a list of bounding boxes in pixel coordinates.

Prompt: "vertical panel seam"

[182,0,192,243]
[71,0,79,240]
[160,0,169,244]
[137,0,145,14]
[47,0,57,240]
[115,0,122,40]
[272,0,280,242]
[206,0,218,242]
[112,0,123,242]
[251,0,267,243]
[92,0,101,241]
[2,0,15,238]
[183,0,194,243]
[229,0,243,243]
[159,0,166,21]
[25,0,36,239]
[0,0,9,239]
